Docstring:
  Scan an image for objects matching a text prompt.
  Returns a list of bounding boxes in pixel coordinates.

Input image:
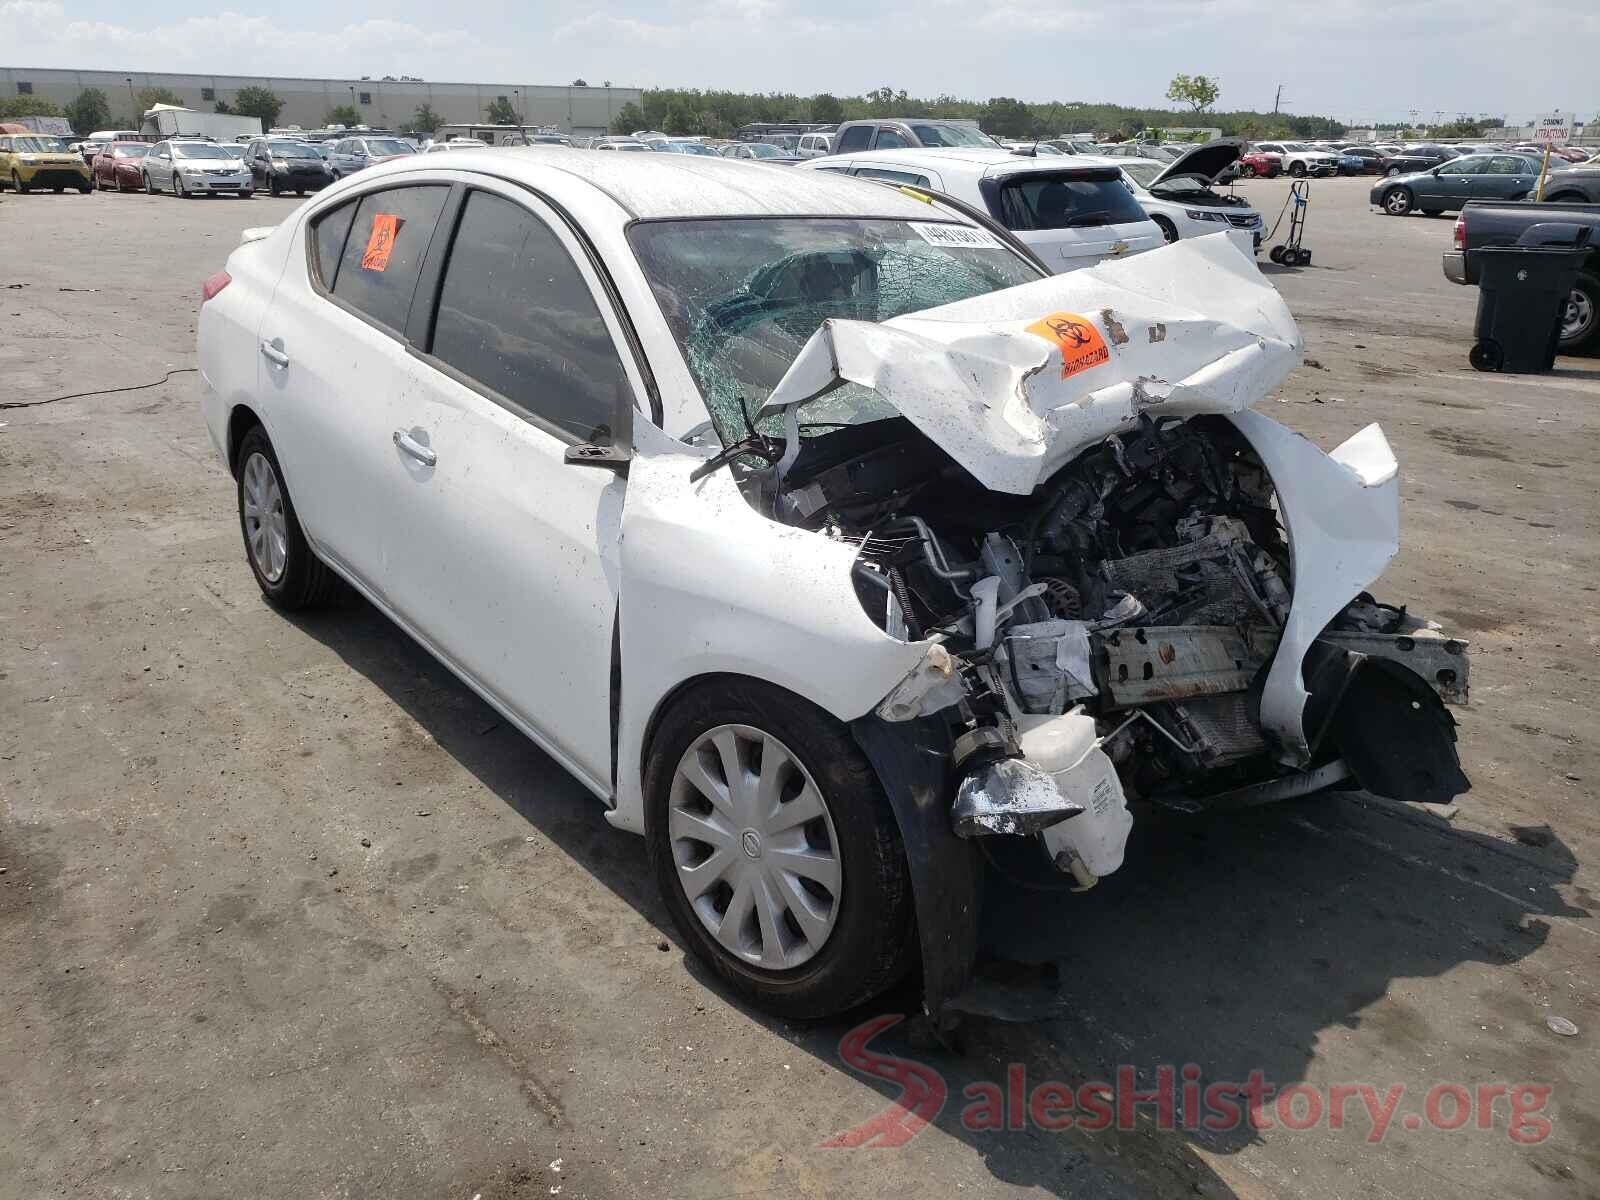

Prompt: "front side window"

[429,191,627,442]
[909,123,994,148]
[627,217,1045,442]
[874,129,909,150]
[328,185,448,333]
[1444,156,1487,175]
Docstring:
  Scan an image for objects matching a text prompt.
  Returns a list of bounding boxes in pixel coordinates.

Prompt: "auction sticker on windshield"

[1025,311,1111,379]
[909,222,1004,250]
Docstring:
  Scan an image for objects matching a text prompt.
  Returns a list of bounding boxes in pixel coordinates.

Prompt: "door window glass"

[329,185,449,334]
[835,126,870,153]
[874,129,909,149]
[429,190,626,442]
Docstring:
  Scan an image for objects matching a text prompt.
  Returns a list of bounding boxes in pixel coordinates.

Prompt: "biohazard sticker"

[360,213,403,272]
[1025,311,1111,379]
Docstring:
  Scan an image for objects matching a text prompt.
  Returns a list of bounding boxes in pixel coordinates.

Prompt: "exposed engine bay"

[752,411,1471,886]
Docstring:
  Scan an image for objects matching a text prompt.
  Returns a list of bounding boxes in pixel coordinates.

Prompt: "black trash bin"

[1469,239,1586,373]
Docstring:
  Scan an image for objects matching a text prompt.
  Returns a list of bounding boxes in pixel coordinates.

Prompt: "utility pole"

[1273,83,1284,115]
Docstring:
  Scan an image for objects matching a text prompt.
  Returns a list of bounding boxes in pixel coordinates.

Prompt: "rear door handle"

[393,429,437,467]
[259,340,290,368]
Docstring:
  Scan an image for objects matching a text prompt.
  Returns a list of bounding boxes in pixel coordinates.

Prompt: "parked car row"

[1370,151,1593,218]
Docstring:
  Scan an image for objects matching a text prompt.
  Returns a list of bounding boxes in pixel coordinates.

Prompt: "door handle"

[259,340,290,367]
[393,429,437,467]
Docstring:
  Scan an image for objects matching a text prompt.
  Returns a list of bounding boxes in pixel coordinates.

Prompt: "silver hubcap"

[1563,288,1594,341]
[241,451,289,583]
[669,724,842,970]
[1386,192,1408,213]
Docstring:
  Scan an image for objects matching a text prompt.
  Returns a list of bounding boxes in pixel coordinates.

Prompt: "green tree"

[0,96,64,119]
[611,101,645,135]
[484,95,518,124]
[65,88,111,135]
[232,86,283,127]
[326,104,361,127]
[981,97,1034,138]
[135,85,184,113]
[408,104,443,135]
[1165,73,1220,113]
[571,78,589,87]
[810,93,844,124]
[213,100,234,114]
[1431,117,1484,139]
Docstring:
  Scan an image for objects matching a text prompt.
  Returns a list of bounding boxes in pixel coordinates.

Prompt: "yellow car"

[0,133,92,193]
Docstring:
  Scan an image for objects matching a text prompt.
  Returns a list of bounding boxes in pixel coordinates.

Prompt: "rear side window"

[329,185,449,334]
[310,199,359,289]
[856,167,931,188]
[835,126,871,153]
[988,172,1150,231]
[427,190,626,443]
[874,128,909,150]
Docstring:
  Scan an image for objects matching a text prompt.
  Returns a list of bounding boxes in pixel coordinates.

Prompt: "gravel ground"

[2,173,1596,1200]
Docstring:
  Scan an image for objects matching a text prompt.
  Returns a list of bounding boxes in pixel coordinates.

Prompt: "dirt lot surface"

[2,175,1597,1200]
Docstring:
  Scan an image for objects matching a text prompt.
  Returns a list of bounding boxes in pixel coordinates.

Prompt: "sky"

[4,0,1596,125]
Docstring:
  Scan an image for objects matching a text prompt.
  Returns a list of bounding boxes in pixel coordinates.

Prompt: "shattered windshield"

[628,217,1044,443]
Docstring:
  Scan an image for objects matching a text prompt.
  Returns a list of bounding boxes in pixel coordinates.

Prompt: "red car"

[1236,150,1282,178]
[92,141,152,192]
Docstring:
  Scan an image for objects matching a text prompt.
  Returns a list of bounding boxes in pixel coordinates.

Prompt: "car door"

[378,180,644,793]
[1482,155,1537,200]
[145,143,170,189]
[1431,155,1484,205]
[257,182,452,591]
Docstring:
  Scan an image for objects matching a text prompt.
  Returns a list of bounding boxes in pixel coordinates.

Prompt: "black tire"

[1382,187,1413,216]
[234,425,342,610]
[1295,248,1312,266]
[77,183,90,193]
[1239,163,1257,179]
[1269,245,1286,264]
[1151,215,1179,244]
[1561,270,1599,355]
[12,171,27,193]
[1421,207,1444,217]
[268,175,280,196]
[1469,340,1504,372]
[1289,161,1307,178]
[645,678,915,1020]
[143,172,155,195]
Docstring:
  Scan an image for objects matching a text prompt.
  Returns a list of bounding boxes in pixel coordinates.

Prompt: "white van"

[801,147,1164,272]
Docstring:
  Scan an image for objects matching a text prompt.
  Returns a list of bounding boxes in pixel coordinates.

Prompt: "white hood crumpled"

[759,234,1303,495]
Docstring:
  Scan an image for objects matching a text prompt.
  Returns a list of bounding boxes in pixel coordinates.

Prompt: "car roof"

[821,146,1127,179]
[372,148,949,220]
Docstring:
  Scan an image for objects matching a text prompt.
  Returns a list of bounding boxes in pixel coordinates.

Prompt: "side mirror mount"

[564,442,630,475]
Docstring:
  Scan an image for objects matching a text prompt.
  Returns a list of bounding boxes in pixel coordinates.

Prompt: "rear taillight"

[201,270,231,303]
[1453,216,1465,251]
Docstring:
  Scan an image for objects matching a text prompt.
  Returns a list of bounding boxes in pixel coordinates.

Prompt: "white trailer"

[140,104,262,142]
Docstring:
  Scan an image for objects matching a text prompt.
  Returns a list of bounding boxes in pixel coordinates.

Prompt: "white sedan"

[197,151,1470,1023]
[1116,141,1266,251]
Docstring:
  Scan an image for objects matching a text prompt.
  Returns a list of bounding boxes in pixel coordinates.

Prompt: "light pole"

[126,76,136,123]
[513,88,522,127]
[348,84,357,124]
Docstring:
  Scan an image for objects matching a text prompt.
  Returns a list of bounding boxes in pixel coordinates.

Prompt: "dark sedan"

[1371,153,1547,216]
[1379,144,1460,177]
[91,141,150,191]
[1336,146,1390,175]
[243,138,333,196]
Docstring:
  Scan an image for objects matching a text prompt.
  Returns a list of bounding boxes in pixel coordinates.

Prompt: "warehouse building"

[0,68,640,136]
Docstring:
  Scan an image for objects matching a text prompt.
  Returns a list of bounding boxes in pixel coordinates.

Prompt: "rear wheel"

[235,426,342,610]
[1386,165,1402,177]
[1383,188,1413,216]
[646,679,914,1019]
[1560,271,1599,355]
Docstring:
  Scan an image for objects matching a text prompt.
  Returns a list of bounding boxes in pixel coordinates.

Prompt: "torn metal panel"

[1100,625,1280,707]
[1318,627,1469,704]
[759,235,1302,495]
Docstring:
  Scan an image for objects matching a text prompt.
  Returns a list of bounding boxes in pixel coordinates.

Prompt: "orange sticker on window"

[360,213,403,272]
[1025,311,1111,379]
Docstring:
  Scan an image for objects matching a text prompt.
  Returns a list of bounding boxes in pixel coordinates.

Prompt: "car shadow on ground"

[291,598,1584,1199]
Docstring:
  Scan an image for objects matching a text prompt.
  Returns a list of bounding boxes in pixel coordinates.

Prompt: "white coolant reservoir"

[1017,710,1134,884]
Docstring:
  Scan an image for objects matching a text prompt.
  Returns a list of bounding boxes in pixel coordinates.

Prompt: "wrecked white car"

[197,152,1469,1025]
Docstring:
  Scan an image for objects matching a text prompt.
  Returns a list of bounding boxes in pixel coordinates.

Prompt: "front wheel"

[1289,161,1307,178]
[1383,188,1413,216]
[1239,163,1257,178]
[1152,215,1179,244]
[235,426,342,610]
[143,172,155,194]
[645,679,915,1019]
[12,171,28,194]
